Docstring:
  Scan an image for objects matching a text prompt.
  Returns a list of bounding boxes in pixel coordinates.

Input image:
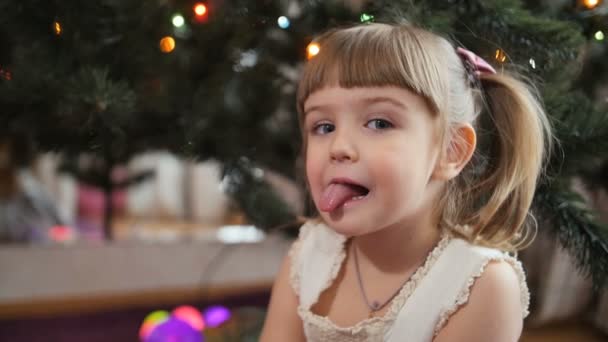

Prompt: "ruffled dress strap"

[386,238,530,342]
[288,220,348,309]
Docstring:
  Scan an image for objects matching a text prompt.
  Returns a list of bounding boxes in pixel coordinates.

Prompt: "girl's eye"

[366,119,393,130]
[312,123,335,135]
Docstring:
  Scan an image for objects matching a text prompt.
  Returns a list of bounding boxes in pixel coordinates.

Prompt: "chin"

[320,212,375,237]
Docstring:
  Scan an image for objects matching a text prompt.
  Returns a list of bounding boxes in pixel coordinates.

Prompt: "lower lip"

[342,192,371,210]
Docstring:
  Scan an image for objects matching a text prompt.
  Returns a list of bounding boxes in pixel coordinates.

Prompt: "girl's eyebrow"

[303,96,408,116]
[303,104,329,116]
[359,96,409,111]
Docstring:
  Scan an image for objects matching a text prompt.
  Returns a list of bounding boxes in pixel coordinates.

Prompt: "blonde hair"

[296,23,552,251]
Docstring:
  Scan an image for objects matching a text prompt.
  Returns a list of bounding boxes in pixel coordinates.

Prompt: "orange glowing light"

[54,21,62,35]
[160,36,176,53]
[194,3,207,16]
[583,0,600,9]
[495,49,507,63]
[306,42,320,60]
[0,67,11,81]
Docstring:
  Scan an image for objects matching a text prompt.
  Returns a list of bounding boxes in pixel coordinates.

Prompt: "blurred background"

[0,0,607,341]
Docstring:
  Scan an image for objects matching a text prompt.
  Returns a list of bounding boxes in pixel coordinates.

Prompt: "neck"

[352,214,442,274]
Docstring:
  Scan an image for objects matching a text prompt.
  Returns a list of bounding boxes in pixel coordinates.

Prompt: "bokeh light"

[159,36,176,53]
[172,14,185,28]
[306,42,320,60]
[0,67,11,81]
[582,0,600,10]
[194,3,207,16]
[194,2,208,22]
[595,30,605,41]
[495,49,507,63]
[277,16,290,29]
[54,21,62,35]
[360,13,374,23]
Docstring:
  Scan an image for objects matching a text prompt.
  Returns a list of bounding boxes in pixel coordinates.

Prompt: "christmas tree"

[1,0,607,289]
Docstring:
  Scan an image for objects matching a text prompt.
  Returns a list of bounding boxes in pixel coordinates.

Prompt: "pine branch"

[546,92,608,177]
[534,184,608,290]
[221,157,296,231]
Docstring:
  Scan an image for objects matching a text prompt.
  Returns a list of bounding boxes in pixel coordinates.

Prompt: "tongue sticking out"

[319,183,367,212]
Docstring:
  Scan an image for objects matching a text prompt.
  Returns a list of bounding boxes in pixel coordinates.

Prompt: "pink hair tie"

[456,47,497,76]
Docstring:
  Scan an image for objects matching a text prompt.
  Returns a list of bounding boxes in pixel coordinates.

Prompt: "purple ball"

[203,306,231,328]
[145,317,203,342]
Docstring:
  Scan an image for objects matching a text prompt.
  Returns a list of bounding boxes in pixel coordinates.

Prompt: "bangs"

[297,24,450,116]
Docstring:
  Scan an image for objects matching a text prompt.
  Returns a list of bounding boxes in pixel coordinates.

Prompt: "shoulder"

[260,233,306,341]
[433,259,525,342]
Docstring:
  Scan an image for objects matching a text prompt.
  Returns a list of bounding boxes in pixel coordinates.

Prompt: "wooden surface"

[0,225,291,319]
[0,282,272,320]
[521,321,607,342]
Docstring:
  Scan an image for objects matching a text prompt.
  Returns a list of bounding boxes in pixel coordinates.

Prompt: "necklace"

[352,240,413,318]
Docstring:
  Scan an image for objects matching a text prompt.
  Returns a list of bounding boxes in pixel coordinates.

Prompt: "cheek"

[372,146,430,198]
[304,153,323,191]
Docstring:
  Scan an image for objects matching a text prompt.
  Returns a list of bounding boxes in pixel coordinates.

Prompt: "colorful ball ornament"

[172,305,205,332]
[49,225,76,243]
[139,310,169,340]
[144,317,202,342]
[203,306,231,328]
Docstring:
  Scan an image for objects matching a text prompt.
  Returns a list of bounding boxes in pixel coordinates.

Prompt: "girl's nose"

[329,130,359,163]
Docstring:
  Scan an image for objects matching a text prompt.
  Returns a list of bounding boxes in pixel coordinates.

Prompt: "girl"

[261,22,551,342]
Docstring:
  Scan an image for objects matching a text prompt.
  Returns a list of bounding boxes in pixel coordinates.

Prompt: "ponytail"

[442,72,553,251]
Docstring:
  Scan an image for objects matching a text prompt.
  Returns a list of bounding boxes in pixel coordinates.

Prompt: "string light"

[595,30,605,41]
[160,36,176,53]
[582,0,600,10]
[54,21,62,35]
[0,67,11,81]
[306,42,320,60]
[529,58,536,69]
[194,3,207,16]
[495,49,507,63]
[277,16,290,29]
[193,2,208,22]
[360,13,374,23]
[172,14,185,28]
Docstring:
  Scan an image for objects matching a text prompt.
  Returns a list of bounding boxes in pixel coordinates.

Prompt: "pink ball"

[172,305,205,331]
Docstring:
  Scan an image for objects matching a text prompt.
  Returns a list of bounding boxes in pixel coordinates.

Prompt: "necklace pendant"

[371,301,380,311]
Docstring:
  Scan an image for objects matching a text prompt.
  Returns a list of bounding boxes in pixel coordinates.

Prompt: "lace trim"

[288,222,314,294]
[288,234,303,294]
[299,231,452,335]
[432,255,531,336]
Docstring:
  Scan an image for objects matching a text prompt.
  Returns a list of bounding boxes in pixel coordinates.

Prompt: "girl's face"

[303,86,444,236]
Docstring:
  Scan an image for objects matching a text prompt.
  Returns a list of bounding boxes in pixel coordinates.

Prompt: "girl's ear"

[433,124,476,181]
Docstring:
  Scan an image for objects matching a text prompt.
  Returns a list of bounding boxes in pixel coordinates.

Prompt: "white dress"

[289,221,530,341]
